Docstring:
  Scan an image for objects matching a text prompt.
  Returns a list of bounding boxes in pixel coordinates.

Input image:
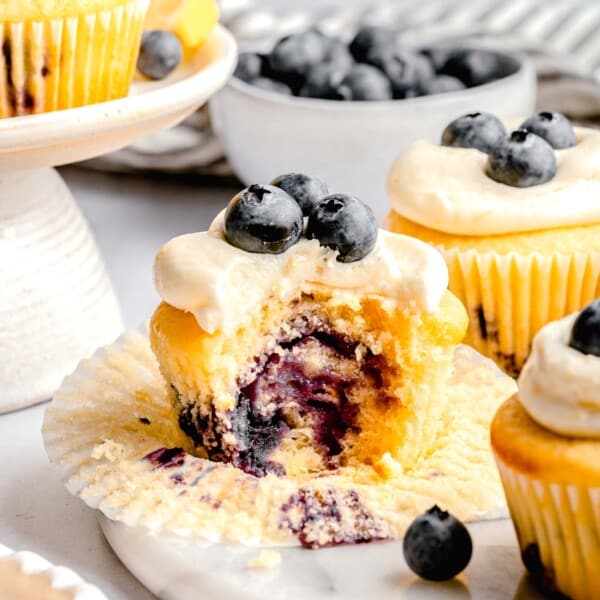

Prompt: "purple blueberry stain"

[144,447,186,469]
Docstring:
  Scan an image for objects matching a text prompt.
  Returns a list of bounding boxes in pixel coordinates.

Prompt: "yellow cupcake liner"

[496,456,600,600]
[443,248,600,376]
[42,329,513,547]
[0,0,149,118]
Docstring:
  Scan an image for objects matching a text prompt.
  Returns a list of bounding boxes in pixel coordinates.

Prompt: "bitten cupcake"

[386,112,600,376]
[0,0,149,118]
[492,299,600,599]
[44,174,516,549]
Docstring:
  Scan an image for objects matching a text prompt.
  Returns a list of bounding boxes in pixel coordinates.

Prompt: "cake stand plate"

[0,25,237,413]
[99,516,544,600]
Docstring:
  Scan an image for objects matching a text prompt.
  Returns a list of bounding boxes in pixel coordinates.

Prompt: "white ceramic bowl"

[209,50,536,219]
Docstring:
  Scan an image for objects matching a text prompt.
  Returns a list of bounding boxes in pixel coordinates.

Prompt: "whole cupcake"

[385,111,600,376]
[492,299,600,599]
[0,0,149,118]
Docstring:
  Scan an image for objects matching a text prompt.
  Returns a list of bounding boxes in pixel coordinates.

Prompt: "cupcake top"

[387,111,600,236]
[0,0,135,22]
[154,176,449,335]
[518,299,600,438]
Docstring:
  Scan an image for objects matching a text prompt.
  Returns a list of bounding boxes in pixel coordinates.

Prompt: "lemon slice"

[145,0,220,54]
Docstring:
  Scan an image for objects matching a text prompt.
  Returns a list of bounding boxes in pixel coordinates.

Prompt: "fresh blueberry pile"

[137,30,183,80]
[569,299,600,357]
[441,111,577,187]
[403,506,473,582]
[233,26,508,101]
[224,173,378,263]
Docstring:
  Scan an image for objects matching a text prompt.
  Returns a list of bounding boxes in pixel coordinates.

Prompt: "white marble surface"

[0,167,543,599]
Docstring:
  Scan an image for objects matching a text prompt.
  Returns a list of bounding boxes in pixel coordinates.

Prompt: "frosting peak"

[387,127,600,236]
[154,213,449,334]
[518,314,600,438]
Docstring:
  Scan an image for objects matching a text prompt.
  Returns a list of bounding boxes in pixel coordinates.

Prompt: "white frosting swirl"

[518,313,600,438]
[154,212,449,334]
[387,127,600,236]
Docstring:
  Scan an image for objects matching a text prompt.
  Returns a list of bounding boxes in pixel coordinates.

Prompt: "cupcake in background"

[386,111,600,376]
[0,0,150,118]
[492,299,600,599]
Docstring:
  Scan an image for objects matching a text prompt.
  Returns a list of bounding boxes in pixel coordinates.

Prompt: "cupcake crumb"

[91,440,124,462]
[246,550,282,570]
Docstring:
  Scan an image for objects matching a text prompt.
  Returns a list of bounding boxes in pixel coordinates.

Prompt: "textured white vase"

[0,169,123,413]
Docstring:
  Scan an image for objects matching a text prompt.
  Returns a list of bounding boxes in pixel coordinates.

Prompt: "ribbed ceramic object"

[0,25,237,413]
[0,169,123,413]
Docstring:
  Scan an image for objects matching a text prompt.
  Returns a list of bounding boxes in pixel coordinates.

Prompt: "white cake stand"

[0,25,237,414]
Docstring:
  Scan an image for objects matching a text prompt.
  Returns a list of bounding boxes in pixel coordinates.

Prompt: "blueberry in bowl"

[209,32,535,217]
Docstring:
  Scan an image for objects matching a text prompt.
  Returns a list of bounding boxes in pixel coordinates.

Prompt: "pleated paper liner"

[0,0,149,118]
[496,457,600,600]
[43,329,515,547]
[444,248,600,377]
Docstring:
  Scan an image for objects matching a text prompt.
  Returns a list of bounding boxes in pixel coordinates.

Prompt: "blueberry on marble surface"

[403,505,473,582]
[418,75,465,96]
[338,64,393,101]
[306,194,378,263]
[251,77,293,95]
[271,173,329,216]
[520,112,577,150]
[487,129,557,187]
[569,299,600,357]
[234,52,263,83]
[441,112,506,153]
[349,25,398,64]
[224,184,303,254]
[440,48,500,87]
[137,30,183,80]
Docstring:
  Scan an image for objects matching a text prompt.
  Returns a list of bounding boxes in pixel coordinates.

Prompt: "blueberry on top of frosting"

[224,184,303,254]
[441,112,506,153]
[520,111,576,150]
[270,173,329,216]
[569,299,600,357]
[306,194,377,263]
[486,129,557,187]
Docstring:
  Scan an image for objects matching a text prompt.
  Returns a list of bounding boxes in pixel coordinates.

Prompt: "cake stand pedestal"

[0,25,237,413]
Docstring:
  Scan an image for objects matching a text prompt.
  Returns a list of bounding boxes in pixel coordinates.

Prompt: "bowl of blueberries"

[209,25,536,217]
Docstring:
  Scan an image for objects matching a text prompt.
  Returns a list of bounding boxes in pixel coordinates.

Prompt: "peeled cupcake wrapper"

[0,0,149,118]
[43,328,514,548]
[495,456,600,600]
[444,248,600,377]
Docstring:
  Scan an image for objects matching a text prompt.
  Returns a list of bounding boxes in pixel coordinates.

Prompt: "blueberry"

[419,46,452,71]
[234,52,263,83]
[440,48,500,87]
[251,77,293,95]
[268,30,330,91]
[487,129,557,187]
[403,506,473,582]
[137,30,183,80]
[338,64,392,101]
[367,49,434,99]
[299,63,350,100]
[520,112,576,150]
[270,173,329,216]
[441,112,506,153]
[419,75,465,95]
[224,184,303,254]
[306,194,377,263]
[349,25,398,63]
[325,40,355,74]
[569,299,600,357]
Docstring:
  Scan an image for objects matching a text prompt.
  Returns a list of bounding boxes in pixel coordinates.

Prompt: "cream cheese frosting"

[518,313,600,438]
[387,127,600,236]
[154,212,449,334]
